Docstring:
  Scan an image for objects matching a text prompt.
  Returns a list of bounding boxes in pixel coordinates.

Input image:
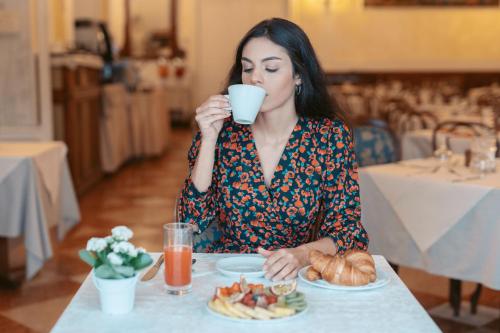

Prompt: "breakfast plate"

[215,256,266,278]
[207,277,308,322]
[298,266,390,291]
[206,301,308,322]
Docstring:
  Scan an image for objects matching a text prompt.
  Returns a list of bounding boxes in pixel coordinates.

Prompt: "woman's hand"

[258,247,310,281]
[195,95,231,142]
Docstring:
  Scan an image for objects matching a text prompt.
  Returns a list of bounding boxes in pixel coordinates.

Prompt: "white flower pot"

[92,271,139,315]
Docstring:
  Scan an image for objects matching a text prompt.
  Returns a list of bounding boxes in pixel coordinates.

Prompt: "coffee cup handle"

[223,94,232,111]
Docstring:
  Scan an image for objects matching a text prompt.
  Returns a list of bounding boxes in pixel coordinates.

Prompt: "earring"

[295,84,302,95]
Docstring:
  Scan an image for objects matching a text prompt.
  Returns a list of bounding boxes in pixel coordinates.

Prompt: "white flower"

[107,252,124,266]
[111,226,133,241]
[112,241,138,257]
[104,236,114,244]
[86,237,107,252]
[137,247,146,254]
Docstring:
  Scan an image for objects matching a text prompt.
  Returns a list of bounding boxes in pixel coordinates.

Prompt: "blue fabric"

[193,222,222,253]
[353,126,396,167]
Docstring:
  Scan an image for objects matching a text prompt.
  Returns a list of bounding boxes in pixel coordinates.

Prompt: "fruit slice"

[216,287,245,303]
[270,279,297,296]
[268,304,296,317]
[240,275,250,294]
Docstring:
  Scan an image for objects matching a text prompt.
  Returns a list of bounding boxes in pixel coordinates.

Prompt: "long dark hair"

[225,18,345,121]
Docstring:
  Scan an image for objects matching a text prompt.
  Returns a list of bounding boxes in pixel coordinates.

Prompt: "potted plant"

[79,226,153,314]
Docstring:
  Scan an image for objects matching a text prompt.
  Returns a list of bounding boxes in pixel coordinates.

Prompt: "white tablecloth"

[0,142,80,279]
[100,84,133,173]
[129,88,170,157]
[100,85,171,172]
[402,129,499,160]
[51,253,439,333]
[162,74,192,122]
[359,159,500,289]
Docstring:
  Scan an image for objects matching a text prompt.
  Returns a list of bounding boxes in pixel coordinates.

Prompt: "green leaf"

[95,265,122,279]
[79,250,97,267]
[113,265,135,278]
[132,253,153,270]
[96,251,109,265]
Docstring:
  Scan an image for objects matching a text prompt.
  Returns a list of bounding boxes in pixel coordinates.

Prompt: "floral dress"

[178,116,368,254]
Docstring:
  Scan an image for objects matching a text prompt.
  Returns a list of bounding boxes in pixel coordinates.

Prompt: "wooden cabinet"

[52,62,103,195]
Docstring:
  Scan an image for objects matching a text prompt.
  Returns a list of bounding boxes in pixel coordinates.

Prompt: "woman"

[178,18,368,281]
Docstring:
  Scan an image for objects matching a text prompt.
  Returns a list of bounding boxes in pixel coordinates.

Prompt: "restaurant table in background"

[401,129,500,160]
[0,142,80,281]
[129,87,170,158]
[52,253,439,333]
[100,84,171,173]
[162,70,192,124]
[359,158,500,290]
[100,83,132,173]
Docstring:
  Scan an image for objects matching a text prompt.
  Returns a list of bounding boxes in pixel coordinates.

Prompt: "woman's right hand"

[195,95,231,142]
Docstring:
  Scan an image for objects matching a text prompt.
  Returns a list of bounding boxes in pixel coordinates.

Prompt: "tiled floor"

[0,127,498,332]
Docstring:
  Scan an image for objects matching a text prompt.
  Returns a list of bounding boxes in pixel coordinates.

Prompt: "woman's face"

[240,37,300,113]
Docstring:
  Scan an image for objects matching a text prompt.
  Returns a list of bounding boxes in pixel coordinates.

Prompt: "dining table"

[401,129,499,160]
[51,253,440,333]
[359,157,500,290]
[0,141,80,279]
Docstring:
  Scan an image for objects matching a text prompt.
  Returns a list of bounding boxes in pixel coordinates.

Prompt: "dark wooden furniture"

[0,237,25,287]
[52,61,103,195]
[325,71,500,94]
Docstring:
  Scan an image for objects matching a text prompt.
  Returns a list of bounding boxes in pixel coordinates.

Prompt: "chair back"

[353,118,399,167]
[174,195,222,253]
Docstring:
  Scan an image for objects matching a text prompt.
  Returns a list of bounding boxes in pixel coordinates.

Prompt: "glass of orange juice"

[163,223,193,295]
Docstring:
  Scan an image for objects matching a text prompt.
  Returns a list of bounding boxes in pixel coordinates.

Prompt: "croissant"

[308,250,376,286]
[305,266,321,281]
[345,250,376,282]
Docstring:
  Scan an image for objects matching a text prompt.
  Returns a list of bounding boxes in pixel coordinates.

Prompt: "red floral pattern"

[178,117,368,254]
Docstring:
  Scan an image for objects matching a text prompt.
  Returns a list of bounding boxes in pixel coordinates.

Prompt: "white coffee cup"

[227,84,266,125]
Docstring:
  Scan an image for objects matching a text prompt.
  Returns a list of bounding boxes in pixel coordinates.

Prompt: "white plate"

[206,302,308,323]
[298,265,390,291]
[216,256,266,278]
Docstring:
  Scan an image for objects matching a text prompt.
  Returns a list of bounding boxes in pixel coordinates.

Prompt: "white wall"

[105,0,171,57]
[48,0,74,51]
[130,0,170,56]
[192,0,288,106]
[178,0,197,72]
[289,0,500,71]
[73,0,103,20]
[107,0,125,51]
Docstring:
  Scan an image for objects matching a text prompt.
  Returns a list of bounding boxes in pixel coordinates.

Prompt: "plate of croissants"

[298,250,390,291]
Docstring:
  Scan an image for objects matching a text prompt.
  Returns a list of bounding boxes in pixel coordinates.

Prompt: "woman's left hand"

[258,247,309,281]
